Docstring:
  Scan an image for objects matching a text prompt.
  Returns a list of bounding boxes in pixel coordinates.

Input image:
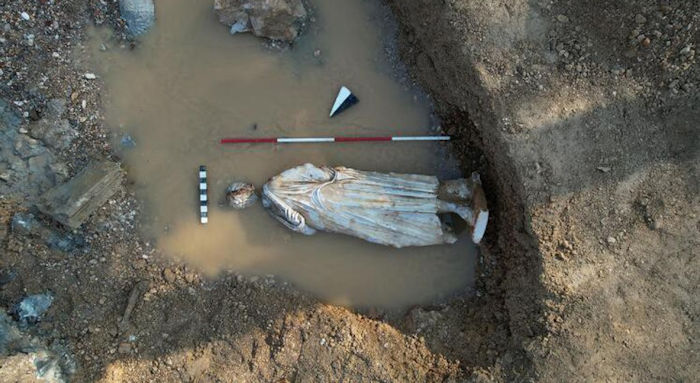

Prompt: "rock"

[606,236,616,245]
[119,0,155,37]
[29,118,78,150]
[11,212,40,236]
[36,160,123,229]
[28,109,40,121]
[49,162,69,180]
[14,135,46,159]
[12,293,53,326]
[20,12,30,21]
[0,270,17,288]
[406,307,442,332]
[120,134,136,148]
[44,231,85,253]
[556,14,569,23]
[11,211,84,252]
[0,312,74,382]
[118,342,131,354]
[635,14,646,24]
[163,268,176,283]
[1,100,60,198]
[214,0,308,42]
[83,73,97,80]
[226,182,258,209]
[28,154,57,192]
[0,99,21,130]
[45,99,66,117]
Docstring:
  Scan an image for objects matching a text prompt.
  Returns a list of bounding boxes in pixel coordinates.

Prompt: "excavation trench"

[89,0,489,309]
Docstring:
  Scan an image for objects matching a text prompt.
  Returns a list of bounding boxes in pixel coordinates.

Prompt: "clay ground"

[1,0,698,382]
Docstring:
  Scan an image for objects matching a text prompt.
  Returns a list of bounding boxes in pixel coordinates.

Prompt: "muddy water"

[91,0,475,308]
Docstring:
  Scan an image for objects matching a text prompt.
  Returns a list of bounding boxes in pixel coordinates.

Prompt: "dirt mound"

[388,0,698,380]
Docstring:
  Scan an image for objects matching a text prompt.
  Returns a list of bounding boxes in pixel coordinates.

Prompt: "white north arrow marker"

[329,86,358,117]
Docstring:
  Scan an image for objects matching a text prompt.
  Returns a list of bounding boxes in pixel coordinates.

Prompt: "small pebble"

[635,14,646,24]
[163,268,176,283]
[20,12,30,21]
[556,15,569,23]
[606,236,617,245]
[118,342,131,354]
[84,73,97,80]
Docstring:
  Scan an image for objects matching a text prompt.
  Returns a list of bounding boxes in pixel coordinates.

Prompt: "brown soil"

[388,0,699,380]
[1,0,698,382]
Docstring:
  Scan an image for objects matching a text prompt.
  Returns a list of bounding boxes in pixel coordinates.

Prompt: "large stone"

[214,0,307,42]
[28,99,76,150]
[0,99,21,130]
[13,135,46,159]
[29,118,77,150]
[36,160,123,228]
[1,98,67,195]
[119,0,155,37]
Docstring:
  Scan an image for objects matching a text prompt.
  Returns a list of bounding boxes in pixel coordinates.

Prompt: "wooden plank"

[36,160,123,228]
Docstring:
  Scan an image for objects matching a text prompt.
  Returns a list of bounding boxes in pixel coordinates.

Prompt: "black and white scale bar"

[199,165,208,224]
[329,86,358,117]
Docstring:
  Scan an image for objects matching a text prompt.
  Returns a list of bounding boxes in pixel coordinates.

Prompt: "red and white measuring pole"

[220,135,450,144]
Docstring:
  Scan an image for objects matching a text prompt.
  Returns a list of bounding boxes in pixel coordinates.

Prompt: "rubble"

[214,0,308,42]
[11,212,85,252]
[36,160,123,229]
[0,312,74,383]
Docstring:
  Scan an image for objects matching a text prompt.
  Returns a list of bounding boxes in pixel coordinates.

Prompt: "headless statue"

[227,163,488,248]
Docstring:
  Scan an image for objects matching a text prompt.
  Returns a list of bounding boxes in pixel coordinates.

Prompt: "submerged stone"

[120,134,136,148]
[214,0,308,42]
[119,0,155,37]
